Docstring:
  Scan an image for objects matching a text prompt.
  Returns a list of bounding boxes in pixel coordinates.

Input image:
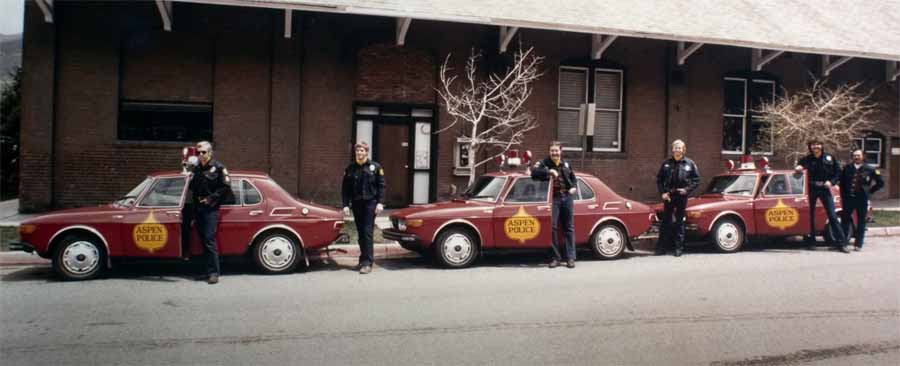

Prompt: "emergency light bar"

[725,155,771,171]
[495,149,532,170]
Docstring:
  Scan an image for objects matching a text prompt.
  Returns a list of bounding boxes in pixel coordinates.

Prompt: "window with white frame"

[722,77,775,154]
[557,66,623,152]
[852,136,883,167]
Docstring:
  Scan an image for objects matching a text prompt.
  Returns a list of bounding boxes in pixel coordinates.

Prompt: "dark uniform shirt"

[798,152,840,189]
[656,157,701,195]
[840,163,884,199]
[531,157,577,194]
[189,159,231,209]
[341,159,386,208]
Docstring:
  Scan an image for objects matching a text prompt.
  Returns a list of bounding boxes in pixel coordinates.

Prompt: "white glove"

[375,203,384,214]
[342,207,351,216]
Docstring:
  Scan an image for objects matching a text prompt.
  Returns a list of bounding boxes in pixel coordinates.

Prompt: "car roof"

[147,170,270,179]
[717,169,795,175]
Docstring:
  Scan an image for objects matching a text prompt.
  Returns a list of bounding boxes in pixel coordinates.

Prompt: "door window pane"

[505,178,549,203]
[765,174,789,195]
[789,173,805,195]
[576,179,595,200]
[722,116,744,152]
[243,181,262,205]
[140,178,185,207]
[724,79,746,115]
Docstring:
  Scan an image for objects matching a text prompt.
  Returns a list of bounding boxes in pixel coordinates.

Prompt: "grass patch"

[339,221,388,244]
[869,210,900,227]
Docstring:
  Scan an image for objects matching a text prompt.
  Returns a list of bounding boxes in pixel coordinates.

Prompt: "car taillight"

[19,224,37,235]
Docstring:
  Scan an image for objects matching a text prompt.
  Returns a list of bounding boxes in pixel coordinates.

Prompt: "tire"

[52,235,105,281]
[711,218,745,253]
[590,223,627,259]
[253,232,301,274]
[433,227,479,268]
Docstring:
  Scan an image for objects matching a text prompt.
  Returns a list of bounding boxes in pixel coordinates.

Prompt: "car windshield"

[705,174,757,196]
[115,177,152,206]
[463,176,507,202]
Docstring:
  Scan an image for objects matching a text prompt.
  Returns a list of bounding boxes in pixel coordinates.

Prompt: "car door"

[122,176,186,258]
[217,179,266,256]
[492,177,553,249]
[572,178,598,245]
[753,172,809,236]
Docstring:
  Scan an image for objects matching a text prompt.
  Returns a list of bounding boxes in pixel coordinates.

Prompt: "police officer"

[341,142,385,274]
[795,139,847,252]
[839,149,884,252]
[188,141,231,284]
[531,141,578,269]
[655,139,700,257]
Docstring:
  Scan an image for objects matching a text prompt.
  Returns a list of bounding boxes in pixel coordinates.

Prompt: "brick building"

[18,0,900,211]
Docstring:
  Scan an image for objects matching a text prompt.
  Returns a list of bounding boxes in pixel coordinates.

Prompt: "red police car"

[655,157,865,253]
[383,152,654,268]
[15,169,345,280]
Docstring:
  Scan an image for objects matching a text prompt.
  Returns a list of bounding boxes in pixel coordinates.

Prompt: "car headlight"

[686,211,703,219]
[397,219,407,231]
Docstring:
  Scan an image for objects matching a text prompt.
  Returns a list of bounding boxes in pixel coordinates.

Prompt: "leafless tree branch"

[436,46,544,186]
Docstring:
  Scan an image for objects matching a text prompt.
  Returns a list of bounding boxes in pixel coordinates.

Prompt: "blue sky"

[1,0,24,35]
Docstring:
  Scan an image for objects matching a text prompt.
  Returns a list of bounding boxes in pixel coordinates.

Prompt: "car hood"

[652,195,753,212]
[23,204,127,224]
[392,199,493,219]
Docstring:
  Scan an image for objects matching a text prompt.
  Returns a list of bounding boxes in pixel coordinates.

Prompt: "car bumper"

[8,241,35,253]
[382,229,423,250]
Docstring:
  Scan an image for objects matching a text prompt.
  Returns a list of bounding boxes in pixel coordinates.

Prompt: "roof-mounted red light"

[738,155,755,170]
[757,156,770,170]
[181,146,198,173]
[725,159,735,171]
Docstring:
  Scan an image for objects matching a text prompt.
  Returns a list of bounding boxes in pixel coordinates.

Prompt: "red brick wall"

[19,0,56,212]
[17,2,900,210]
[356,44,435,104]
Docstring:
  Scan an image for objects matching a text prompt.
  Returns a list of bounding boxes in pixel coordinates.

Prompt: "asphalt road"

[1,238,899,366]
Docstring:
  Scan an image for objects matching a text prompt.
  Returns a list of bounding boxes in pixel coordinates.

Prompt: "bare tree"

[757,79,878,163]
[436,46,543,186]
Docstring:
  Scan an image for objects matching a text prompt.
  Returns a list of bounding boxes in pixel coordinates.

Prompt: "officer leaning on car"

[795,139,848,252]
[342,142,385,275]
[839,149,884,252]
[531,141,578,269]
[187,141,232,284]
[655,139,700,257]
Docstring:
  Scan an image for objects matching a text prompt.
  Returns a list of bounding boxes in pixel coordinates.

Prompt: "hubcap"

[717,223,741,250]
[62,241,100,275]
[442,233,473,265]
[596,226,624,256]
[261,236,295,270]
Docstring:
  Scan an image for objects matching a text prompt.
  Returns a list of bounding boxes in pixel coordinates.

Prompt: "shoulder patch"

[875,169,881,175]
[379,168,384,176]
[222,168,229,175]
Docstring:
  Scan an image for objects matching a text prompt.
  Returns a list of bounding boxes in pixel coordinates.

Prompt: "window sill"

[116,140,194,148]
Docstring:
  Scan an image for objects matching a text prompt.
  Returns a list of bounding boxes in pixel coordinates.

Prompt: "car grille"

[391,217,399,229]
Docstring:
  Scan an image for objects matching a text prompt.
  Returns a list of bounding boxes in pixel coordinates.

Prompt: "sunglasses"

[198,151,209,155]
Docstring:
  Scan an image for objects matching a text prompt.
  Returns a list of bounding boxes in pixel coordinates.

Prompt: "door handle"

[112,215,124,219]
[165,210,180,217]
[249,210,264,216]
[587,204,599,209]
[794,197,807,202]
[537,205,551,211]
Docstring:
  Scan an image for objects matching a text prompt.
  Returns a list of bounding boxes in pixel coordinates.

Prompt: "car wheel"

[52,235,105,281]
[712,218,745,253]
[253,232,301,274]
[433,228,479,268]
[591,223,626,259]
